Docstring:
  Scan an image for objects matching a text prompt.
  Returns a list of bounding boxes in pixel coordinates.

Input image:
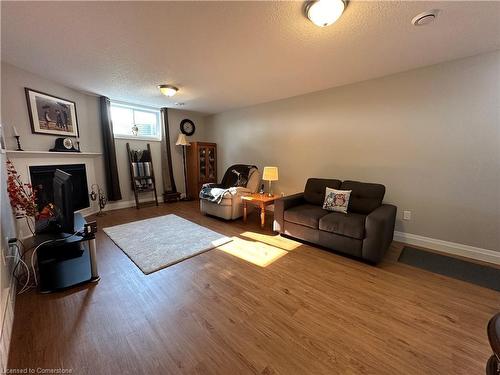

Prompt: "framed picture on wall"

[25,88,79,137]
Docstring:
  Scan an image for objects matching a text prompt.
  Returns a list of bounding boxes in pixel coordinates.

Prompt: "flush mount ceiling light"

[412,9,440,26]
[158,84,178,97]
[306,0,346,27]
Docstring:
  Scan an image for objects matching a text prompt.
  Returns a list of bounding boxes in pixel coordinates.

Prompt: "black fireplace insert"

[29,164,90,212]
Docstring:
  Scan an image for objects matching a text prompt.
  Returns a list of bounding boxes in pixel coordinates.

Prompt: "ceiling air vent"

[412,10,440,26]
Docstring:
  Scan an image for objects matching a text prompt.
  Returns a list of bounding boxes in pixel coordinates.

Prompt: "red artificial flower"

[5,159,37,218]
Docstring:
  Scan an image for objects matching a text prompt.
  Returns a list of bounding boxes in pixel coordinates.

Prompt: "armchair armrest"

[222,187,254,206]
[273,193,305,233]
[221,186,253,201]
[230,186,253,195]
[362,204,397,263]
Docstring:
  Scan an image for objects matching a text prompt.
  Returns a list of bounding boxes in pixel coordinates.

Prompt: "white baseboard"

[103,199,138,212]
[394,231,500,265]
[0,279,16,370]
[103,196,169,212]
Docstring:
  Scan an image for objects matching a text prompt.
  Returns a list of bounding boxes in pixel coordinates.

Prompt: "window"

[110,102,161,140]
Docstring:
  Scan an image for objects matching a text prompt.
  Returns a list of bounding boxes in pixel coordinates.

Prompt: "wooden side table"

[241,193,277,229]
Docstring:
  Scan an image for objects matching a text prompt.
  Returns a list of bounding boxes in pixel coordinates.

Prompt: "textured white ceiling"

[2,1,500,114]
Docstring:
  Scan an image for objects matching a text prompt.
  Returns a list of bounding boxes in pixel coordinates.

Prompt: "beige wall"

[206,51,500,252]
[1,63,102,154]
[1,62,207,207]
[1,61,107,191]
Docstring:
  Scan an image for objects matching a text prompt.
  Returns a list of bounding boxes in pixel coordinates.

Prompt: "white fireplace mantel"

[6,150,101,158]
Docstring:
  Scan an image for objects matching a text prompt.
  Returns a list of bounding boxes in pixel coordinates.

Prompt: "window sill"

[114,135,162,142]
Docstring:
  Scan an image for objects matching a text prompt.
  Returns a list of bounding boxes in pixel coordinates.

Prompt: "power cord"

[7,255,31,294]
[7,242,32,295]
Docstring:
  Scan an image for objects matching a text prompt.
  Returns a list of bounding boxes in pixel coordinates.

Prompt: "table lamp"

[262,166,279,197]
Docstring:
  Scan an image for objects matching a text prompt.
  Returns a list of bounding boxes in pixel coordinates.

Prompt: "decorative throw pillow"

[323,188,352,214]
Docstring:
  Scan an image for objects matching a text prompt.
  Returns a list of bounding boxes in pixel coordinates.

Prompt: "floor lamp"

[175,133,191,200]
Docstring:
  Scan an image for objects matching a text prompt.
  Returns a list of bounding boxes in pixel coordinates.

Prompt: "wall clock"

[180,119,195,136]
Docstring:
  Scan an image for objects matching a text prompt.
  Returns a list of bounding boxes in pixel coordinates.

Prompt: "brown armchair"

[200,164,260,220]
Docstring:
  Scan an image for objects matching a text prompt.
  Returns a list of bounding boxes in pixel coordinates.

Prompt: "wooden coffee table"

[242,193,277,229]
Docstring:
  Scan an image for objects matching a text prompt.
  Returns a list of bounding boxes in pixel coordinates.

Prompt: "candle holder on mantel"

[89,184,107,216]
[14,136,23,151]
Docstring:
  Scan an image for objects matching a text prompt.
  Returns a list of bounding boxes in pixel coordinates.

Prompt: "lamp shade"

[262,166,279,181]
[158,84,178,97]
[175,133,190,146]
[306,0,345,27]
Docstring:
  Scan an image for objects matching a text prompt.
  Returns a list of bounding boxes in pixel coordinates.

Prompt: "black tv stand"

[35,217,61,234]
[34,212,99,293]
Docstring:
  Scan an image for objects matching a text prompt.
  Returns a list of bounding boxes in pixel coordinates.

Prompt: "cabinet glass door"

[207,147,216,179]
[199,147,206,179]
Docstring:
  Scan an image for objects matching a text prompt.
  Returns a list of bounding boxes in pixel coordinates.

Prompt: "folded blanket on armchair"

[199,185,237,204]
[199,164,257,204]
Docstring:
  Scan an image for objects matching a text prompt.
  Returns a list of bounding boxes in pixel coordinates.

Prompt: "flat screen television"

[53,169,74,234]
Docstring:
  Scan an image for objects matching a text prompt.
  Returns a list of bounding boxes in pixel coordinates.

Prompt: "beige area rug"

[103,214,231,274]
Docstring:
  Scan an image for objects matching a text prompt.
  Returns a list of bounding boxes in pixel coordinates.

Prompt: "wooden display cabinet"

[185,142,217,200]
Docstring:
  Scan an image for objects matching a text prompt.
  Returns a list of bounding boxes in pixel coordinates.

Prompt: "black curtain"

[99,96,122,201]
[160,108,178,195]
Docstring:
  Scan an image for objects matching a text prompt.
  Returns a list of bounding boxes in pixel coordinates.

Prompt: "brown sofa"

[273,178,397,264]
[487,312,500,375]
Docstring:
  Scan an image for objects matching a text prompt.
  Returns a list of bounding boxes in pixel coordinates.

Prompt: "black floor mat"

[398,247,500,292]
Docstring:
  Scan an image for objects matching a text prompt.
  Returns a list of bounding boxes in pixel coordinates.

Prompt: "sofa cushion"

[319,212,366,240]
[304,178,342,206]
[340,180,385,214]
[284,204,329,229]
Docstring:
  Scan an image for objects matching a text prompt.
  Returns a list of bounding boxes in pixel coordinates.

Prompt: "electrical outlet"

[403,210,412,221]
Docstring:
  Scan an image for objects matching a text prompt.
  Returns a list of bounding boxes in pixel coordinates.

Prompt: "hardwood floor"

[7,201,500,374]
